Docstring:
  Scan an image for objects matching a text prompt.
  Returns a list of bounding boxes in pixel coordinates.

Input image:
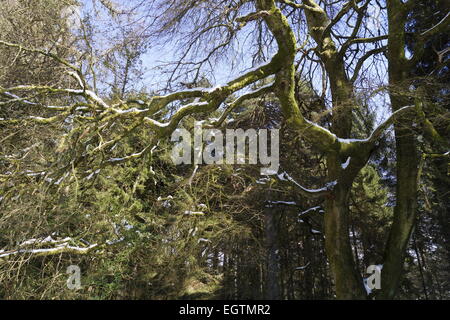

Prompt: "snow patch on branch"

[265,200,297,207]
[295,262,311,270]
[277,171,336,194]
[184,211,205,216]
[341,157,351,169]
[144,117,171,128]
[298,206,323,217]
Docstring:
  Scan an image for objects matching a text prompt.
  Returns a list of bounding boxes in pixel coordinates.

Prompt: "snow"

[266,200,297,207]
[107,150,145,163]
[340,105,416,144]
[295,262,310,270]
[161,201,171,208]
[256,177,270,184]
[277,172,288,181]
[363,278,372,295]
[172,87,208,93]
[338,138,366,144]
[84,90,110,109]
[114,107,149,114]
[26,171,46,177]
[29,116,46,120]
[144,117,171,128]
[184,211,205,216]
[299,206,322,217]
[157,195,173,201]
[0,241,98,259]
[208,85,222,93]
[121,220,134,231]
[177,101,210,114]
[65,89,84,94]
[86,169,100,180]
[305,119,337,139]
[2,91,38,105]
[325,180,337,189]
[19,238,38,246]
[106,237,125,245]
[67,71,84,88]
[19,236,71,247]
[3,91,21,99]
[54,172,69,185]
[261,168,278,176]
[341,157,351,169]
[157,196,172,207]
[75,106,89,111]
[277,171,337,193]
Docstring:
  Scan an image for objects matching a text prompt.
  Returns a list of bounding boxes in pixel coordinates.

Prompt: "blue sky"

[77,0,393,126]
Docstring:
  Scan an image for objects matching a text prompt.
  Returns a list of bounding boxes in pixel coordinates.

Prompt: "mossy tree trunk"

[379,0,419,299]
[257,0,368,299]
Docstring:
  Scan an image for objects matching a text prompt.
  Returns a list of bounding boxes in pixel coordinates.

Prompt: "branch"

[339,35,388,56]
[106,144,153,164]
[277,171,333,198]
[0,40,79,72]
[235,10,271,25]
[277,0,322,12]
[420,11,450,39]
[0,236,98,261]
[143,57,281,136]
[337,105,416,155]
[208,82,275,128]
[0,85,109,110]
[367,105,416,142]
[256,0,342,153]
[415,99,449,148]
[409,12,450,65]
[298,206,324,218]
[322,0,356,38]
[0,232,131,261]
[350,46,386,82]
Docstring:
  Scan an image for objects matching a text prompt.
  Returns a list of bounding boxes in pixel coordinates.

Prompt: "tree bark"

[379,0,419,299]
[324,164,367,299]
[264,195,281,299]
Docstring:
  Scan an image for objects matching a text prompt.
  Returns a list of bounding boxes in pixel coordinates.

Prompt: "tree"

[1,0,448,299]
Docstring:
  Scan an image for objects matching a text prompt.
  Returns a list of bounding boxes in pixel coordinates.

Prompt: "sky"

[76,0,394,127]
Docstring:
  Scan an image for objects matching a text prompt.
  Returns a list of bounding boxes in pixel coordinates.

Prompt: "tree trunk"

[324,182,367,299]
[379,1,419,299]
[264,201,281,299]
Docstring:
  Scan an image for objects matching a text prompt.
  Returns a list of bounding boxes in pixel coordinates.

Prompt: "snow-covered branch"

[277,171,333,198]
[0,236,98,261]
[337,105,416,155]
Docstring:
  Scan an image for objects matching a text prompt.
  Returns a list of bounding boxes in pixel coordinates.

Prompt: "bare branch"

[350,46,386,82]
